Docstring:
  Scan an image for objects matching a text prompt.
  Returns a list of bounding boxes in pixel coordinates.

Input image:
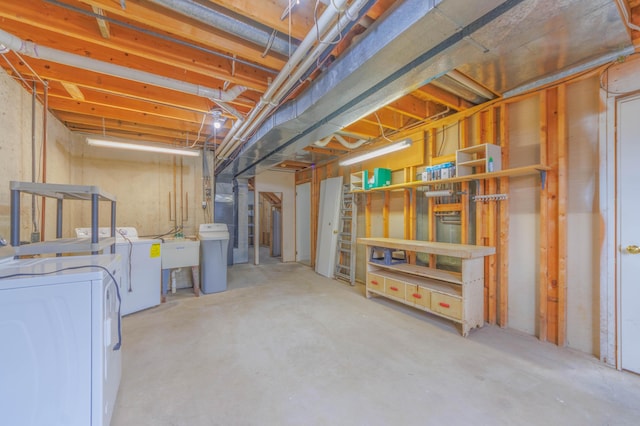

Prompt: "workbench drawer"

[405,285,431,309]
[431,292,462,320]
[367,272,385,292]
[384,278,406,299]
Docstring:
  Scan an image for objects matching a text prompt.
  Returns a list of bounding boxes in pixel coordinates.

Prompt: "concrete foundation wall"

[0,70,204,243]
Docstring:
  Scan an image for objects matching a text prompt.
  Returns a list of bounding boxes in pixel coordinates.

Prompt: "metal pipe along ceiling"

[0,28,247,103]
[216,0,370,160]
[215,0,352,159]
[148,0,298,57]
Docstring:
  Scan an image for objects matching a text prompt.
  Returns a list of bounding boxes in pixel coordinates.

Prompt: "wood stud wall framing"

[297,86,569,345]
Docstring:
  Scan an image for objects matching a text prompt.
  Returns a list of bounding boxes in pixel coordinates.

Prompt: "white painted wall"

[507,95,541,335]
[254,170,296,262]
[565,76,600,355]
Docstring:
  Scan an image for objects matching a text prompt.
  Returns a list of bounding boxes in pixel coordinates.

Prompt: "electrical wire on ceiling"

[599,52,640,95]
[0,54,44,103]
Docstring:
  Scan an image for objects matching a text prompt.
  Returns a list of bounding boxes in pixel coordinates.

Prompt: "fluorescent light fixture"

[339,138,411,166]
[87,138,200,157]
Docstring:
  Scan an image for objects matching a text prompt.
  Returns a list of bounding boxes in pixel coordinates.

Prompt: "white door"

[618,94,640,374]
[296,182,311,263]
[315,176,343,277]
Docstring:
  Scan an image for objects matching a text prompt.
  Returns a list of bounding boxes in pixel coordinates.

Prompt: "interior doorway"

[255,191,282,264]
[617,93,640,375]
[296,182,311,265]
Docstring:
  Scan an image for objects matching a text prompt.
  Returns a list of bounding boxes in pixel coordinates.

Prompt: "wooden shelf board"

[457,159,486,167]
[14,237,116,256]
[369,262,463,285]
[351,164,550,193]
[359,238,495,258]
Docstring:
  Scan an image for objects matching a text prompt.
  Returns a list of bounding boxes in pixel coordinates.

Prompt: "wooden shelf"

[456,143,502,176]
[14,237,116,256]
[358,238,495,259]
[351,164,550,193]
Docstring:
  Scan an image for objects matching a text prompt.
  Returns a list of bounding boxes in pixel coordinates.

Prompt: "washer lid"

[75,227,140,242]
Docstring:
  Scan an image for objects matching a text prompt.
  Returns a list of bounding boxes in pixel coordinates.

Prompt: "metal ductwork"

[216,0,632,180]
[0,28,247,103]
[148,0,298,57]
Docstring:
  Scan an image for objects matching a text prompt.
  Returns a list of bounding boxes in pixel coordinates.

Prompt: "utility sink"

[161,237,200,269]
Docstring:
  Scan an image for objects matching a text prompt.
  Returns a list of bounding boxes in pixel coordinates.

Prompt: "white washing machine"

[0,254,122,426]
[76,227,162,316]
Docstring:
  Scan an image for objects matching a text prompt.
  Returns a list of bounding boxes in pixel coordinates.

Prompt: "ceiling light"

[339,138,412,166]
[87,138,200,157]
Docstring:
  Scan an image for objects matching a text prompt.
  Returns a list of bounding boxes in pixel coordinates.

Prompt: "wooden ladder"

[335,184,356,285]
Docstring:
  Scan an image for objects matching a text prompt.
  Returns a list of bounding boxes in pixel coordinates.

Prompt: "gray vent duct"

[0,28,247,103]
[216,0,631,179]
[148,0,298,57]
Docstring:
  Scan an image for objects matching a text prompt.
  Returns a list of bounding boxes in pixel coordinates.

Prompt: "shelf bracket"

[539,170,547,190]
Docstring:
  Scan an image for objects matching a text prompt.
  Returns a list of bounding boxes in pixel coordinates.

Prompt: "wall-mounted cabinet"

[349,171,366,192]
[455,143,502,176]
[358,237,495,336]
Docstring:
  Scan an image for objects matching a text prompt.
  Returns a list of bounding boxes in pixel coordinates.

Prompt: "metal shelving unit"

[10,181,117,257]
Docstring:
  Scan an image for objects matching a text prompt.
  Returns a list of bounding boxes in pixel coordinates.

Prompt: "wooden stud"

[383,192,390,238]
[498,104,510,328]
[365,194,372,238]
[539,90,549,342]
[557,85,568,346]
[545,87,560,345]
[460,118,470,245]
[486,108,498,325]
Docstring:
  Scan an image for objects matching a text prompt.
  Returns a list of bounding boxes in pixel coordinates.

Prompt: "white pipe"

[615,0,640,31]
[218,0,369,160]
[216,0,350,159]
[314,133,368,149]
[0,28,246,103]
[228,0,365,150]
[313,135,334,147]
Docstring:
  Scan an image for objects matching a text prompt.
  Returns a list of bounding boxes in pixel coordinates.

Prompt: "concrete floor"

[112,260,640,426]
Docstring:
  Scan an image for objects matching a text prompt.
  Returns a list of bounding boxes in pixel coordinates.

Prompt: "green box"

[365,168,391,189]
